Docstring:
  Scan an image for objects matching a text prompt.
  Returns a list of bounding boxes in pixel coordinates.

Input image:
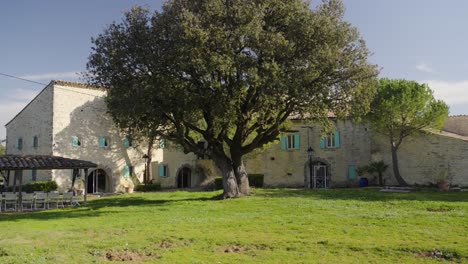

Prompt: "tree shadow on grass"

[253,188,468,203]
[0,194,221,221]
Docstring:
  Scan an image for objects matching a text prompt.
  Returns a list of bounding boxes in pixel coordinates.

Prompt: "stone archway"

[87,168,110,193]
[304,158,331,189]
[177,166,192,188]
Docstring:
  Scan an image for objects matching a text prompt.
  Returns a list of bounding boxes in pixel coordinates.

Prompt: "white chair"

[34,192,47,210]
[61,192,73,207]
[21,193,35,211]
[4,193,18,211]
[71,194,82,207]
[47,192,60,209]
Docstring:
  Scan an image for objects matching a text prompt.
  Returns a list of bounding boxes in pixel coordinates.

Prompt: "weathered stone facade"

[5,81,468,191]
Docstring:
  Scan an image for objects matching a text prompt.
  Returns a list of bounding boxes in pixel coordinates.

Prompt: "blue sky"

[1,0,468,140]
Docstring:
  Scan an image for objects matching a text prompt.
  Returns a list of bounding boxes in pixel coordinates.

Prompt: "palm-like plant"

[367,161,389,186]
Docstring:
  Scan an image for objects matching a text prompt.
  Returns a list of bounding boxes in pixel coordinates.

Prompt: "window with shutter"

[123,165,130,178]
[72,136,81,147]
[158,165,168,177]
[280,134,300,150]
[32,136,39,148]
[99,137,110,148]
[348,165,357,180]
[17,138,23,150]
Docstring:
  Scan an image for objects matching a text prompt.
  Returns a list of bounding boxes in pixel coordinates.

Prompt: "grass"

[0,188,467,263]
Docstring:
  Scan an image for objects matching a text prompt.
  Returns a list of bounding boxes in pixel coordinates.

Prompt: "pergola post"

[18,170,23,212]
[84,168,88,206]
[71,168,78,193]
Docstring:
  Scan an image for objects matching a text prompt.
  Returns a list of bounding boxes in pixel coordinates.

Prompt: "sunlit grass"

[0,189,467,263]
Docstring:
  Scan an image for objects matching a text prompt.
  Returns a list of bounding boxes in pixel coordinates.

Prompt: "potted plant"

[435,167,451,191]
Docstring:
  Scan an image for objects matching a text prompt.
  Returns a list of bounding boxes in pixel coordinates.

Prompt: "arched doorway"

[87,169,108,193]
[177,167,192,188]
[305,159,330,189]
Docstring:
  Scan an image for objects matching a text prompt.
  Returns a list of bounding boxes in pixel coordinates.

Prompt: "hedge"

[2,181,58,193]
[135,183,161,192]
[214,174,264,190]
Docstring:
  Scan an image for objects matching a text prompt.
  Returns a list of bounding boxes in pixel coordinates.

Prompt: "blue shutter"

[334,130,340,148]
[348,165,357,180]
[123,138,130,148]
[280,136,287,150]
[294,134,300,150]
[123,165,130,178]
[99,137,105,148]
[158,165,165,177]
[159,139,165,149]
[320,138,325,149]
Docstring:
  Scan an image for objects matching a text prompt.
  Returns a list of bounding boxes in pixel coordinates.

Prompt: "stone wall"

[5,84,54,183]
[245,121,372,188]
[371,131,468,186]
[443,115,468,136]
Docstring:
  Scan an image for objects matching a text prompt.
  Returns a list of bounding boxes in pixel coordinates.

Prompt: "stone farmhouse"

[5,81,468,192]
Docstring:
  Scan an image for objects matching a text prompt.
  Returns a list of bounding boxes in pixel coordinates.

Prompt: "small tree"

[367,161,388,186]
[369,79,449,186]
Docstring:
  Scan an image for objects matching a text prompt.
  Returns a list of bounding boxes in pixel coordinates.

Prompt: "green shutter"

[158,165,165,177]
[72,136,79,147]
[123,165,130,178]
[280,136,287,150]
[159,139,165,149]
[334,130,340,148]
[99,137,105,148]
[320,138,325,149]
[348,165,357,180]
[294,134,300,150]
[123,138,130,148]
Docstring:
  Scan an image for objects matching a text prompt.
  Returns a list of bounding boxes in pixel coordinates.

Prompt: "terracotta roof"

[0,155,97,170]
[53,80,106,91]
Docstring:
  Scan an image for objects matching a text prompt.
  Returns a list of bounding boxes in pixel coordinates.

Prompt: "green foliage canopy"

[86,0,378,196]
[369,78,449,185]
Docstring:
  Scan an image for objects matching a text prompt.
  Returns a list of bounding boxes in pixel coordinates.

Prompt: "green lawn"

[0,189,467,263]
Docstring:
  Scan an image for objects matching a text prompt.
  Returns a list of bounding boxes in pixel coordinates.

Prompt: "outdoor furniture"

[47,192,60,209]
[71,194,82,207]
[4,193,18,211]
[61,192,73,207]
[21,193,35,211]
[34,192,47,210]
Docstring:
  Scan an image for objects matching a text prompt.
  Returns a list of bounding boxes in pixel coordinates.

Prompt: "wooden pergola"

[0,155,97,206]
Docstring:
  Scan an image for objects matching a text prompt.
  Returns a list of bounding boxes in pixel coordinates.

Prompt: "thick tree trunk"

[391,146,408,186]
[234,161,251,196]
[145,136,154,185]
[212,155,241,199]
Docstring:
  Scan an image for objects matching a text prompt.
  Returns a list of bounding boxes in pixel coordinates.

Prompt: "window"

[16,138,23,150]
[98,137,110,148]
[30,169,37,181]
[280,133,300,150]
[320,130,340,149]
[72,136,81,147]
[123,137,132,148]
[32,136,39,148]
[159,139,166,149]
[348,165,357,180]
[158,164,168,177]
[123,165,133,178]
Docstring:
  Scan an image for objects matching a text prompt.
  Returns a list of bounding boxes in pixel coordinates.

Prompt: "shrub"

[248,174,264,188]
[3,181,58,193]
[213,174,264,190]
[214,177,223,190]
[135,183,161,192]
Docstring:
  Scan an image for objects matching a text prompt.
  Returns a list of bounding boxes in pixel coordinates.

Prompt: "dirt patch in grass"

[414,249,460,260]
[105,249,146,262]
[157,240,176,249]
[426,206,453,212]
[221,244,274,253]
